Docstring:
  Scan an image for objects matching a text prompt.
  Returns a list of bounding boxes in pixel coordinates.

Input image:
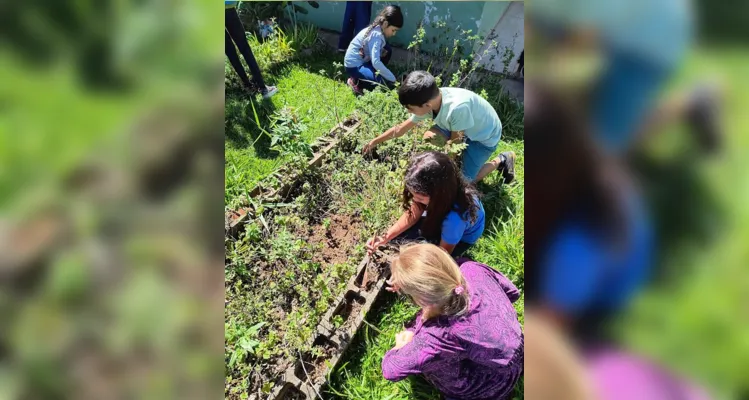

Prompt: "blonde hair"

[391,243,470,317]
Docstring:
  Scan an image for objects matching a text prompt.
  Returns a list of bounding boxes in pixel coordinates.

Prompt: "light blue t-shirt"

[410,88,502,148]
[344,26,396,82]
[441,197,486,245]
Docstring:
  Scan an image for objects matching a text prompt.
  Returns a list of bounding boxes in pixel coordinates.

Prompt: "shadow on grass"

[225,75,279,158]
[478,179,517,229]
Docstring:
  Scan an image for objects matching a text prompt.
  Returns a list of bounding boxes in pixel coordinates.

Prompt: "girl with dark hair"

[343,5,404,94]
[524,82,653,338]
[366,151,485,257]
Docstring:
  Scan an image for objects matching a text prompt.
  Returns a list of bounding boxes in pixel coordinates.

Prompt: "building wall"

[295,1,510,55]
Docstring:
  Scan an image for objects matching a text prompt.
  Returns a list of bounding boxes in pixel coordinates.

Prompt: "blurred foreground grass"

[617,47,749,399]
[0,1,225,399]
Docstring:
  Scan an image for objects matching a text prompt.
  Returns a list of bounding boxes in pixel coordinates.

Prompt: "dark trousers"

[225,7,266,89]
[337,1,373,50]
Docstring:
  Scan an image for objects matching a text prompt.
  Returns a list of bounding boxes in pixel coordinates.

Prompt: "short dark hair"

[398,71,440,107]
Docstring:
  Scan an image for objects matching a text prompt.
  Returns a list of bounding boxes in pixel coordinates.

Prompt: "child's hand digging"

[366,234,388,254]
[363,139,378,154]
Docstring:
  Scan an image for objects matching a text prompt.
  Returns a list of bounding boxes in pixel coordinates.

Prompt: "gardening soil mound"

[307,214,363,266]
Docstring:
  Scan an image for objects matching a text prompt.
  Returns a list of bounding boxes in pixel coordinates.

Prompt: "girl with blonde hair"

[381,244,523,400]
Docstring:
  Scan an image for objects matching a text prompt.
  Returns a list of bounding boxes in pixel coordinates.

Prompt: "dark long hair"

[525,83,627,299]
[365,5,403,37]
[402,152,481,240]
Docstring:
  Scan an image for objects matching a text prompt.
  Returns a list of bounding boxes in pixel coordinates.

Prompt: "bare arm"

[367,201,425,253]
[364,119,417,153]
[383,201,425,241]
[439,239,456,255]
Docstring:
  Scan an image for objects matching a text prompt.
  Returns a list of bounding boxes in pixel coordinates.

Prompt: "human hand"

[385,277,400,293]
[394,330,414,350]
[366,234,388,254]
[362,139,378,154]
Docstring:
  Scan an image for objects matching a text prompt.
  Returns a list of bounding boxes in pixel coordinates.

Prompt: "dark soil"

[359,250,394,291]
[307,214,363,266]
[295,338,337,385]
[341,300,363,333]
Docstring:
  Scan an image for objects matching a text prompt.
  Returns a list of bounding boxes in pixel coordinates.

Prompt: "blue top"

[225,1,239,8]
[343,26,396,82]
[410,88,503,148]
[540,191,654,314]
[441,197,486,245]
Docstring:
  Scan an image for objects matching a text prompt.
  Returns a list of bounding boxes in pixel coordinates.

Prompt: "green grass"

[616,47,749,400]
[225,36,359,205]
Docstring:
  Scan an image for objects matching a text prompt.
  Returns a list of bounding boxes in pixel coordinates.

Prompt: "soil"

[295,338,337,385]
[341,300,363,333]
[307,214,363,266]
[359,250,395,291]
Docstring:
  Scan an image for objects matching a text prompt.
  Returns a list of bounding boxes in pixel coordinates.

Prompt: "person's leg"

[345,66,365,95]
[353,1,373,34]
[422,125,450,145]
[225,7,268,90]
[462,140,498,182]
[337,1,357,51]
[354,62,382,91]
[225,29,253,90]
[474,150,516,183]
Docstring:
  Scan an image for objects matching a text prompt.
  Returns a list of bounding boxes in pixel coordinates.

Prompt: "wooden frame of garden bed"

[254,252,392,400]
[226,115,362,239]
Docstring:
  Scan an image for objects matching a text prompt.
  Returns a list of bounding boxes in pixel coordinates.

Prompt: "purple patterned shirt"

[382,260,524,400]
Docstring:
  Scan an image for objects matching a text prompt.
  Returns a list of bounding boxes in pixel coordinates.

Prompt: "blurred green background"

[0,1,225,399]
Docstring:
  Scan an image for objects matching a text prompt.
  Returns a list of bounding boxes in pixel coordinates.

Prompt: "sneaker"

[261,85,278,99]
[498,151,516,184]
[687,85,722,154]
[347,77,363,96]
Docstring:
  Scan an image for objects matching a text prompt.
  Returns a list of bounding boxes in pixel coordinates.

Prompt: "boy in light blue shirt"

[364,71,515,183]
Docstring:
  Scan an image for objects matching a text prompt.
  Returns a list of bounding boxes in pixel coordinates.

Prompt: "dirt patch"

[331,291,366,333]
[307,214,362,266]
[357,249,395,291]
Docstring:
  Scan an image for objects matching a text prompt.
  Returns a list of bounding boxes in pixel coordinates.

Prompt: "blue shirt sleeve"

[441,210,468,245]
[540,225,605,314]
[368,34,396,82]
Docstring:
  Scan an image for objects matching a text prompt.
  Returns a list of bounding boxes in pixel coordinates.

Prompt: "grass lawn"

[225,54,358,205]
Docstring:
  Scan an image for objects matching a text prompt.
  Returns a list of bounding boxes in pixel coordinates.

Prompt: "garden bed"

[225,109,418,399]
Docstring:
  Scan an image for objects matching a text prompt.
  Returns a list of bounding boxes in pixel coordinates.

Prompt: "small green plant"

[269,107,313,168]
[322,217,332,231]
[332,315,344,328]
